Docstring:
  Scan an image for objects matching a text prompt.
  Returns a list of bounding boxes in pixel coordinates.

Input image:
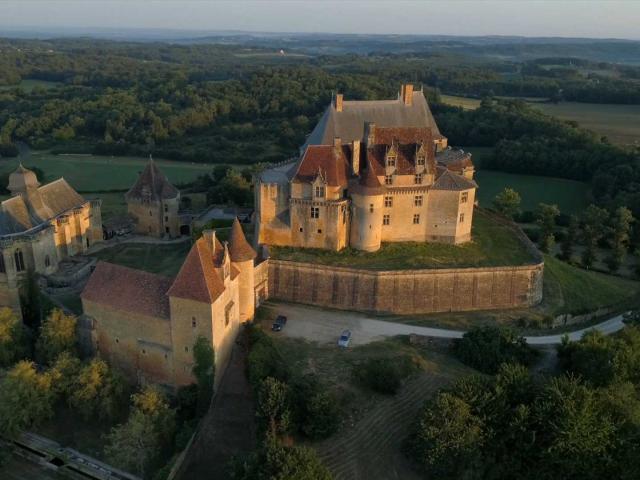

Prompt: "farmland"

[440,94,640,148]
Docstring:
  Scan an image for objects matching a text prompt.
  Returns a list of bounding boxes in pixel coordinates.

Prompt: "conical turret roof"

[228,217,257,262]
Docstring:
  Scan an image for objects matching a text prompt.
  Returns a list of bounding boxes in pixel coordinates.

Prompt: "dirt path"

[177,337,256,480]
[315,369,460,480]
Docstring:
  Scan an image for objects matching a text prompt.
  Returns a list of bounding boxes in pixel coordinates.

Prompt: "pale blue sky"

[1,0,638,39]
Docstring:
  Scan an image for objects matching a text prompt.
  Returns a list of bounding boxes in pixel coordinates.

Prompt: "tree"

[453,325,537,374]
[231,437,332,480]
[536,203,560,253]
[256,377,291,439]
[492,187,521,219]
[69,358,127,421]
[607,206,634,272]
[192,335,215,416]
[105,386,176,478]
[0,307,28,366]
[406,392,484,479]
[560,214,579,261]
[581,204,609,268]
[291,375,340,440]
[35,308,77,364]
[49,351,82,398]
[0,361,54,437]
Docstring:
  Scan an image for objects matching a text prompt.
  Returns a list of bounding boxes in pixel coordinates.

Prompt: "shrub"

[355,355,418,394]
[452,326,538,374]
[246,325,289,387]
[290,375,340,440]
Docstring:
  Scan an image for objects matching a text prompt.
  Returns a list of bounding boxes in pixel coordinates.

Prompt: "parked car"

[271,315,287,332]
[338,329,352,347]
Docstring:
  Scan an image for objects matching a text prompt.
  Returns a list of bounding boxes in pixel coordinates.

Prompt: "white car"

[338,330,352,348]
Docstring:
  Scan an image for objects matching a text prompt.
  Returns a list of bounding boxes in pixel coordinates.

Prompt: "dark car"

[271,315,287,332]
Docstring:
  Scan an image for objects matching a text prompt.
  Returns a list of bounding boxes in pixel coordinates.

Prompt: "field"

[91,241,192,277]
[0,78,62,91]
[475,169,591,214]
[271,209,536,270]
[440,94,640,147]
[1,151,216,192]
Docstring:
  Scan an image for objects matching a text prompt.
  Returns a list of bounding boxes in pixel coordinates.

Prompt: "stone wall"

[268,260,544,314]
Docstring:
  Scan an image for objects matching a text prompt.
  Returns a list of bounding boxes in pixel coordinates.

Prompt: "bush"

[453,326,538,374]
[354,356,418,395]
[246,325,289,387]
[290,375,340,440]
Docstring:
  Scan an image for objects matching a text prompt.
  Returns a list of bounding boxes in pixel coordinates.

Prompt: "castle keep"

[0,165,103,312]
[256,85,477,252]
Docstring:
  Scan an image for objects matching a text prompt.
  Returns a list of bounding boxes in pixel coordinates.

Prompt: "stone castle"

[256,84,477,252]
[81,218,268,388]
[0,165,103,313]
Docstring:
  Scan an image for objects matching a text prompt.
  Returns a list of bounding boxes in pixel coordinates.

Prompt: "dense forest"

[1,38,640,216]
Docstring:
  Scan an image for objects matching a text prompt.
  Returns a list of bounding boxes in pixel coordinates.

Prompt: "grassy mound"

[543,255,640,315]
[271,210,536,270]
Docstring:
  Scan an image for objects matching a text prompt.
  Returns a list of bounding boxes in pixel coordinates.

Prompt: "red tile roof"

[167,237,226,303]
[81,261,172,319]
[291,145,350,187]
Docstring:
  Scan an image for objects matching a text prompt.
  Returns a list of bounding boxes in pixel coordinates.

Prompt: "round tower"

[349,162,385,252]
[228,217,257,323]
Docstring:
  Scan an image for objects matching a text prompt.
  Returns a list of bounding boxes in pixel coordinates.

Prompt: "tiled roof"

[0,178,87,236]
[125,158,179,202]
[366,127,436,177]
[432,166,478,191]
[81,261,172,319]
[228,218,257,262]
[291,145,350,187]
[167,236,226,303]
[351,161,385,195]
[436,148,473,170]
[304,90,441,149]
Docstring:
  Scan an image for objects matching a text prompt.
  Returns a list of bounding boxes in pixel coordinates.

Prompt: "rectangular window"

[384,196,393,208]
[191,317,196,328]
[14,250,25,272]
[414,195,423,207]
[0,255,5,273]
[461,192,468,204]
[459,213,465,223]
[315,186,325,198]
[369,204,374,213]
[413,214,420,225]
[225,301,234,327]
[384,175,393,185]
[386,156,396,167]
[414,174,423,184]
[164,216,169,222]
[383,214,390,225]
[417,156,425,166]
[310,207,320,219]
[164,204,168,212]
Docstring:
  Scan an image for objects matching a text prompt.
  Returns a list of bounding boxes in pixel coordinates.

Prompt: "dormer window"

[417,156,425,166]
[224,263,229,278]
[386,155,396,168]
[315,186,325,198]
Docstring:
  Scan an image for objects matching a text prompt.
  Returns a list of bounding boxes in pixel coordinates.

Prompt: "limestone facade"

[0,165,103,313]
[81,219,260,389]
[256,85,477,252]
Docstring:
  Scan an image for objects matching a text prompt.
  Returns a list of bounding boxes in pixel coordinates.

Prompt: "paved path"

[263,302,628,346]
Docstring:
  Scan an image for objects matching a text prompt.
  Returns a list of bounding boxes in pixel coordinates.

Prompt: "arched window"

[44,255,50,268]
[14,249,25,272]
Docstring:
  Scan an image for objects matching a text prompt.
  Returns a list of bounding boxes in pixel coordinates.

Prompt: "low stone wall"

[268,260,544,315]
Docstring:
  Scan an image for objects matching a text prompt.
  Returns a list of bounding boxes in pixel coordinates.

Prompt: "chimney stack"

[365,122,376,145]
[402,84,413,105]
[351,140,360,176]
[202,229,216,253]
[335,93,343,112]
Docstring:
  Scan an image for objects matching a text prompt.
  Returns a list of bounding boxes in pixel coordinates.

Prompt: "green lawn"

[1,151,216,191]
[542,255,640,315]
[91,242,192,278]
[271,209,536,270]
[475,169,591,214]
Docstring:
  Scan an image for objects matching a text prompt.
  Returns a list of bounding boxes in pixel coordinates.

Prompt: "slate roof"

[304,90,441,149]
[228,218,257,262]
[81,261,172,319]
[125,158,179,202]
[432,166,478,191]
[167,236,227,303]
[436,148,473,170]
[291,145,350,187]
[0,177,87,237]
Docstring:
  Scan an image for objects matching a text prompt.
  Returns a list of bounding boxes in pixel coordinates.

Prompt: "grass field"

[271,209,535,270]
[440,94,640,147]
[91,241,192,277]
[475,170,591,214]
[1,151,216,192]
